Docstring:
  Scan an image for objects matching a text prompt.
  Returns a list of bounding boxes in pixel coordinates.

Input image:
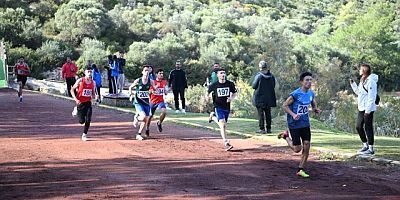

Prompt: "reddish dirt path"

[0,88,399,200]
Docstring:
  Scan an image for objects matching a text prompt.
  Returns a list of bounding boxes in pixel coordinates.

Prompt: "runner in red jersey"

[147,69,169,133]
[71,67,98,141]
[14,57,30,102]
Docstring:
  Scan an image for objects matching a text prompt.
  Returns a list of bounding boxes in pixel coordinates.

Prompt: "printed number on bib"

[155,88,164,95]
[138,91,149,99]
[217,87,230,97]
[297,105,309,115]
[17,69,27,75]
[83,89,92,97]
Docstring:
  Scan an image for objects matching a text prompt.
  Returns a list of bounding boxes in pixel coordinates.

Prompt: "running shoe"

[181,109,186,114]
[81,133,88,141]
[145,129,150,137]
[296,170,310,178]
[266,129,272,133]
[72,106,78,117]
[175,110,180,114]
[19,96,23,103]
[224,142,233,151]
[360,149,375,155]
[136,134,144,140]
[255,129,266,134]
[157,121,163,132]
[357,146,369,154]
[132,115,139,128]
[208,112,216,123]
[277,130,289,139]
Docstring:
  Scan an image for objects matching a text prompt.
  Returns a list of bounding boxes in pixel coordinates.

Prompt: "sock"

[363,143,368,148]
[298,168,304,172]
[369,145,374,151]
[137,132,141,135]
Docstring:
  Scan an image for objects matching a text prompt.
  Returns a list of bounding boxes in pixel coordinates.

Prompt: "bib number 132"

[297,105,309,115]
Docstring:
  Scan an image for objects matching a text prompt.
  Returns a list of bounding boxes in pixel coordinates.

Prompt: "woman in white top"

[350,63,379,155]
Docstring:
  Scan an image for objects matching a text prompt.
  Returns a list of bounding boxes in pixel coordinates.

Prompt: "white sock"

[363,143,368,148]
[369,145,374,151]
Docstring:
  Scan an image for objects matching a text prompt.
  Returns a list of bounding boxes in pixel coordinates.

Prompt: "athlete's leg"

[159,107,167,123]
[217,119,228,142]
[299,140,310,169]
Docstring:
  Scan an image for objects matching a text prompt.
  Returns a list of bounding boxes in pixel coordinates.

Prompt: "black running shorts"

[289,127,311,146]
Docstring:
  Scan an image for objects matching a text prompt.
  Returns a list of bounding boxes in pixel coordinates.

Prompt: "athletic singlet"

[16,63,29,76]
[77,78,95,103]
[287,88,315,129]
[134,78,151,105]
[150,79,167,104]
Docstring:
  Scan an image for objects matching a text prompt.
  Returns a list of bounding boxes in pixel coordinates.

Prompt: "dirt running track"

[0,88,399,200]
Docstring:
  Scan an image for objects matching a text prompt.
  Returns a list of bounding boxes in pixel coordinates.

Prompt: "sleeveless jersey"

[287,88,315,129]
[77,78,95,103]
[16,63,29,76]
[150,79,167,104]
[134,78,151,105]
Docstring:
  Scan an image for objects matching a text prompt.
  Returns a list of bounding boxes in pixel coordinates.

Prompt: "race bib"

[138,91,149,99]
[297,105,309,115]
[154,88,165,95]
[217,87,230,97]
[82,89,92,97]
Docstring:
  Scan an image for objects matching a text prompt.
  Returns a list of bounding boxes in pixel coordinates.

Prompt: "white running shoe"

[132,114,139,127]
[181,109,186,114]
[136,134,144,140]
[72,106,78,117]
[81,133,88,141]
[175,110,180,114]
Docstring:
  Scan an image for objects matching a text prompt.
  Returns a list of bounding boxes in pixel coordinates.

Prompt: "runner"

[14,57,30,102]
[70,67,98,141]
[147,68,169,135]
[129,65,155,140]
[207,68,237,151]
[277,72,321,178]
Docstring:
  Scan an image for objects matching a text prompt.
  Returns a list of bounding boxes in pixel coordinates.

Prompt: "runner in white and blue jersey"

[278,72,321,178]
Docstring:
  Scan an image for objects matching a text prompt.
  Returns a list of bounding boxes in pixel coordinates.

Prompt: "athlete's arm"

[283,96,300,120]
[227,92,237,103]
[129,79,139,95]
[311,99,321,114]
[71,78,82,105]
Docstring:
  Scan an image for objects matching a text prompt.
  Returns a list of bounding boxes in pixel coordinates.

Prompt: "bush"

[231,79,257,118]
[180,84,213,113]
[8,47,42,78]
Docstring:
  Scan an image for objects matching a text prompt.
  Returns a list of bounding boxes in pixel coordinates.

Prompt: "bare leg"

[299,141,310,169]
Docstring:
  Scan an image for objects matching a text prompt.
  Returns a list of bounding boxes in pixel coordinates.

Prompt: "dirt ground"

[0,88,399,200]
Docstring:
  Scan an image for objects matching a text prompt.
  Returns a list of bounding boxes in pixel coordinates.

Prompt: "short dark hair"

[142,65,150,70]
[299,72,313,81]
[156,69,164,73]
[214,62,220,65]
[216,68,226,73]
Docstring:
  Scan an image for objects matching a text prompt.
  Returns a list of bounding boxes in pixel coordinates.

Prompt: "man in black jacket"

[168,60,188,113]
[252,60,277,134]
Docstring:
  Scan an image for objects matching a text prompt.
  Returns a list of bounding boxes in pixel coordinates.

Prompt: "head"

[66,57,71,63]
[92,64,97,69]
[175,60,181,69]
[156,69,164,80]
[258,60,269,71]
[213,62,220,69]
[107,55,113,61]
[359,63,372,77]
[148,65,154,73]
[119,52,124,58]
[113,55,118,60]
[216,68,226,81]
[299,72,313,89]
[19,57,24,63]
[84,67,93,78]
[142,65,150,78]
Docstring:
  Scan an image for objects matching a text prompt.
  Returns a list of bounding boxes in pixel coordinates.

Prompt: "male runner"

[147,69,169,134]
[14,57,30,102]
[277,72,321,178]
[71,67,98,141]
[208,68,237,151]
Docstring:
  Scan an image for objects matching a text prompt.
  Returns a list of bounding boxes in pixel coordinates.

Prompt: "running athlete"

[277,72,321,178]
[14,57,30,102]
[129,65,155,140]
[71,67,98,141]
[207,68,237,151]
[147,69,169,134]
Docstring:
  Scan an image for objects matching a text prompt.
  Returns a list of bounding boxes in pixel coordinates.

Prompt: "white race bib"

[138,91,149,99]
[217,87,230,97]
[154,88,165,95]
[297,105,309,115]
[82,89,92,97]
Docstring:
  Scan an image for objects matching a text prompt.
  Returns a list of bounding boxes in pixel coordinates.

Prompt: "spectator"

[168,60,188,113]
[61,57,78,97]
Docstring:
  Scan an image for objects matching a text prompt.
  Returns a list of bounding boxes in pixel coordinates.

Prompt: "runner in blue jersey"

[278,72,321,178]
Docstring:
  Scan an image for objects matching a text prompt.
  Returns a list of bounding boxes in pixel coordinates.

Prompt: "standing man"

[92,64,102,103]
[117,52,126,94]
[71,67,98,141]
[147,69,169,134]
[62,57,78,97]
[110,55,119,95]
[168,60,188,113]
[208,68,237,151]
[252,60,277,134]
[277,72,321,178]
[210,62,221,85]
[129,65,154,140]
[14,57,30,102]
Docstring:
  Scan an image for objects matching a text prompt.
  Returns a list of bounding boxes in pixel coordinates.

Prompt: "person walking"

[252,60,277,134]
[350,63,379,155]
[71,67,98,141]
[147,68,169,135]
[277,72,321,178]
[168,60,188,113]
[61,57,78,97]
[207,68,237,151]
[14,57,30,102]
[117,52,126,94]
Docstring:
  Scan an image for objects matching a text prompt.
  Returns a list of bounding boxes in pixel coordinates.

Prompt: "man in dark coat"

[168,60,188,113]
[252,60,277,134]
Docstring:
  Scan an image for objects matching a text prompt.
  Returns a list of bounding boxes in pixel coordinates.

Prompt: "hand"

[292,114,300,120]
[364,112,370,117]
[129,94,134,102]
[227,97,233,103]
[75,99,81,105]
[314,108,321,114]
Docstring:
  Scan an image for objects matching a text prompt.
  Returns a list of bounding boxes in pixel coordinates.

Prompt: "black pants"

[108,79,112,94]
[257,106,272,131]
[172,88,185,110]
[77,102,92,134]
[356,111,374,145]
[66,77,76,97]
[110,76,118,94]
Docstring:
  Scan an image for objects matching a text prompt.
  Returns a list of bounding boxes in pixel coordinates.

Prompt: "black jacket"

[252,71,277,107]
[168,68,188,89]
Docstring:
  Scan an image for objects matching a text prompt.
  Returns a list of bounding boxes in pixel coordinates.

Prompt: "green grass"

[164,111,400,161]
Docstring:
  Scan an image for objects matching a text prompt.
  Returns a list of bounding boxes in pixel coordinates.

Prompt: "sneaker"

[357,146,369,154]
[255,129,266,134]
[277,130,289,139]
[175,110,180,114]
[145,129,150,137]
[360,149,375,155]
[208,112,216,123]
[224,143,233,151]
[81,133,88,141]
[296,170,310,178]
[136,134,144,140]
[266,129,272,133]
[72,106,78,117]
[19,96,23,103]
[157,121,163,132]
[181,109,186,114]
[132,115,139,128]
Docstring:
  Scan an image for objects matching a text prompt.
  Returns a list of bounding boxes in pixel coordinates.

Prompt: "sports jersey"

[15,63,29,76]
[287,88,315,129]
[134,78,151,105]
[208,80,237,110]
[150,79,167,104]
[77,78,95,103]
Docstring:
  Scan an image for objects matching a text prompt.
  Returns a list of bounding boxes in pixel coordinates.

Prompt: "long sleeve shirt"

[61,62,78,79]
